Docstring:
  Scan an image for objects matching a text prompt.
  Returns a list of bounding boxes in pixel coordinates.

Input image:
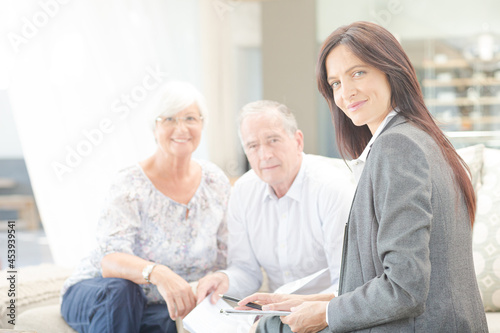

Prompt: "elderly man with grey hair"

[196,100,355,306]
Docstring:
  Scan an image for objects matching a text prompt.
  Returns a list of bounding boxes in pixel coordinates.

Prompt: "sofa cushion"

[487,312,500,333]
[473,147,500,311]
[15,304,76,333]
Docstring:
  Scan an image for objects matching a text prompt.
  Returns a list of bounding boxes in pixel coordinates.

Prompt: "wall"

[262,0,318,154]
[2,0,205,266]
[316,0,500,41]
[0,91,23,158]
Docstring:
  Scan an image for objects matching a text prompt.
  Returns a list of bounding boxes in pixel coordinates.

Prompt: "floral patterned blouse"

[61,160,231,303]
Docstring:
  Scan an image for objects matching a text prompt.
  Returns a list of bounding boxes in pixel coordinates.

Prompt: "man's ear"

[295,130,304,152]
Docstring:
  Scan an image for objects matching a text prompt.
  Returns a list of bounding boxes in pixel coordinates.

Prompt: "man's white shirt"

[221,153,355,298]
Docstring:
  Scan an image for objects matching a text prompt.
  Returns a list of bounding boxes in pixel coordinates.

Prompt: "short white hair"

[238,100,298,144]
[149,81,208,131]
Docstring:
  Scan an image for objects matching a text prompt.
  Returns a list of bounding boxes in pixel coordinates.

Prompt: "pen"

[219,294,263,310]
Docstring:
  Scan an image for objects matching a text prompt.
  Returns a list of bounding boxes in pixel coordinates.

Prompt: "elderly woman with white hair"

[60,81,231,333]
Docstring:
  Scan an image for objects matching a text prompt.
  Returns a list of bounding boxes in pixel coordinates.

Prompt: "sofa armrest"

[0,264,74,329]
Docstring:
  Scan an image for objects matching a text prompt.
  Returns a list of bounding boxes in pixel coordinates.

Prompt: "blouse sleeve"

[215,209,229,270]
[211,165,231,271]
[95,171,142,260]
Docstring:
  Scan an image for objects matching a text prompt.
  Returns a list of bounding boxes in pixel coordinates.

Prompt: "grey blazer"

[327,115,488,332]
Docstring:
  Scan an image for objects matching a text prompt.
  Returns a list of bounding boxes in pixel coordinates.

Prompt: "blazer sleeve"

[327,132,433,331]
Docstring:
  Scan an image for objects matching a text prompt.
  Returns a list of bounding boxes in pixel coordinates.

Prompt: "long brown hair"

[316,21,476,225]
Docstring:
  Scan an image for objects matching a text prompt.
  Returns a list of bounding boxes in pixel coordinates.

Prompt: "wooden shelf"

[436,115,500,126]
[423,59,470,69]
[423,57,500,69]
[445,131,500,138]
[423,77,500,87]
[425,96,500,107]
[423,41,500,143]
[0,195,39,230]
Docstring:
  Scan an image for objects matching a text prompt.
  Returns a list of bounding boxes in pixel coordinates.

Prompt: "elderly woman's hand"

[150,264,196,320]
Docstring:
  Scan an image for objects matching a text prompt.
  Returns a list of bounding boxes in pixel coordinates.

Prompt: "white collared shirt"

[350,110,399,182]
[221,154,355,298]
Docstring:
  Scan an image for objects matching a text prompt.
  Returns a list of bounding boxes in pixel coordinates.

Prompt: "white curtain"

[2,0,205,266]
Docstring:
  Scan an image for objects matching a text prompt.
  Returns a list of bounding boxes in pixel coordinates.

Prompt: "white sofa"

[0,263,189,333]
[466,144,500,331]
[1,145,499,332]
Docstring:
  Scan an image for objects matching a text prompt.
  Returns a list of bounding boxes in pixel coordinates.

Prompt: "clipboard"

[183,296,254,333]
[220,308,291,316]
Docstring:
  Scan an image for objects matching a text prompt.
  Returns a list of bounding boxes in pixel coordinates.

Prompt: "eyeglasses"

[156,115,204,127]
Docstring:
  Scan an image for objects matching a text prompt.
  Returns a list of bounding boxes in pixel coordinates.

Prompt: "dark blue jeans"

[61,277,177,333]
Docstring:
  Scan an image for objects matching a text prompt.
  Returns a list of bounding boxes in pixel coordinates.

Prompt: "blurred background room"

[0,0,499,274]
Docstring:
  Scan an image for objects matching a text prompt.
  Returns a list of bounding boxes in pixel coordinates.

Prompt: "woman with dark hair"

[239,21,487,332]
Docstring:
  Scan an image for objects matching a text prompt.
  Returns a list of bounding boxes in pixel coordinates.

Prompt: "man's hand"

[281,301,329,333]
[150,265,196,320]
[196,272,229,304]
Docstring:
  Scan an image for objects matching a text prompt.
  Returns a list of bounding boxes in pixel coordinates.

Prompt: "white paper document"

[274,267,332,295]
[183,269,333,332]
[182,296,255,333]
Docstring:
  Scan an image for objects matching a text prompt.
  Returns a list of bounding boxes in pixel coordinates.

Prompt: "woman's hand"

[236,293,307,311]
[101,253,196,319]
[150,265,196,320]
[281,301,329,333]
[238,293,333,333]
[237,292,333,311]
